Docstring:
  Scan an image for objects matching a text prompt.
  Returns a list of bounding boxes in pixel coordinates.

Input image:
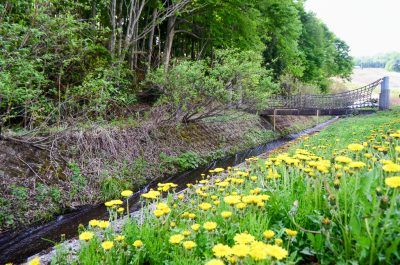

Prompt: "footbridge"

[260,76,390,116]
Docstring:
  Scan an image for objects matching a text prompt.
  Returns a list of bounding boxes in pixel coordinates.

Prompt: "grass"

[41,108,400,265]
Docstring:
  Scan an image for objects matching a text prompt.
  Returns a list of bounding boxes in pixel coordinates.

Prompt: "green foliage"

[68,163,87,201]
[160,151,204,172]
[355,52,400,72]
[145,49,278,122]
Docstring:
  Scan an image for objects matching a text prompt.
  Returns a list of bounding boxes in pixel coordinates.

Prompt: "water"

[0,117,338,264]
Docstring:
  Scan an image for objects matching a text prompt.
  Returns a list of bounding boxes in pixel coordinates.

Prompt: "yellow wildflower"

[153,209,164,218]
[275,238,283,245]
[88,219,99,227]
[133,240,143,248]
[285,228,298,237]
[199,202,212,211]
[221,211,232,219]
[121,190,133,197]
[79,231,94,241]
[191,223,201,231]
[203,222,217,231]
[249,241,268,260]
[335,156,352,164]
[234,233,255,244]
[28,257,40,265]
[236,202,247,209]
[263,230,275,239]
[385,176,400,188]
[231,244,250,257]
[205,259,225,265]
[383,163,400,172]
[348,143,364,152]
[223,195,241,205]
[349,161,366,169]
[169,234,185,244]
[115,235,125,241]
[265,244,288,260]
[98,220,110,229]
[141,190,161,199]
[212,243,232,257]
[101,241,114,251]
[183,240,197,250]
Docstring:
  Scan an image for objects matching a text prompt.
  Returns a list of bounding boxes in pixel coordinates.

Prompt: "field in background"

[332,68,400,105]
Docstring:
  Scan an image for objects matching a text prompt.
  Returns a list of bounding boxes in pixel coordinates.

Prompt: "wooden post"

[379,76,390,110]
[316,109,320,124]
[273,109,277,131]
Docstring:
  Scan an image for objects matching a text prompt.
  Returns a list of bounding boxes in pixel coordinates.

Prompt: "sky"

[305,0,400,57]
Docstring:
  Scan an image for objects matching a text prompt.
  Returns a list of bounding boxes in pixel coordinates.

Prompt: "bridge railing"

[265,78,383,110]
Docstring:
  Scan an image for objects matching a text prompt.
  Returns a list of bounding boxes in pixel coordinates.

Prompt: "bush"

[144,49,278,122]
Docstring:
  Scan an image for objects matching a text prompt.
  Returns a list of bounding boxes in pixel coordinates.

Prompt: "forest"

[355,52,400,72]
[0,0,353,128]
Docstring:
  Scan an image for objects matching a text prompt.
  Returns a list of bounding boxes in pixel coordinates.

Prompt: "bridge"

[259,76,390,117]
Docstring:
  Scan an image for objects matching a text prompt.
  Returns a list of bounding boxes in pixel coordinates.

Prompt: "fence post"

[379,76,390,110]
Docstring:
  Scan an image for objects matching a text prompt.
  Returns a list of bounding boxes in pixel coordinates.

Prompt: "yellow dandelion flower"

[115,235,125,241]
[265,244,288,260]
[79,231,94,241]
[212,243,232,257]
[385,176,400,188]
[183,240,197,250]
[203,222,217,231]
[199,202,212,211]
[121,190,133,197]
[101,241,114,251]
[169,234,185,244]
[349,161,366,169]
[153,209,164,218]
[205,259,225,265]
[88,219,99,227]
[133,240,143,248]
[236,202,247,209]
[221,211,232,219]
[117,207,124,213]
[231,244,250,257]
[275,238,283,245]
[191,223,201,231]
[348,144,364,152]
[234,233,255,244]
[182,230,191,236]
[249,241,268,260]
[335,156,352,164]
[223,195,241,205]
[28,257,40,265]
[284,228,298,237]
[383,163,400,172]
[98,220,110,229]
[263,230,275,239]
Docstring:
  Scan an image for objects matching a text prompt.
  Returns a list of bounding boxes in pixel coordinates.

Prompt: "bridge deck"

[260,108,377,116]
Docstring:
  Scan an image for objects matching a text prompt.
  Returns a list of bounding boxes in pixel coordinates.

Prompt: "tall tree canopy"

[0,0,353,127]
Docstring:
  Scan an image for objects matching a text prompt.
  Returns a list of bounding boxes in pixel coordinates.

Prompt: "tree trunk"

[109,0,116,58]
[147,8,158,72]
[163,15,176,72]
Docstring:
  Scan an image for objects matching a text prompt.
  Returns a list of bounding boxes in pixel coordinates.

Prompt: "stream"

[0,117,338,264]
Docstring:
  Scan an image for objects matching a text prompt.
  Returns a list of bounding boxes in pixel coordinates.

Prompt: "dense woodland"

[355,52,400,72]
[0,0,353,128]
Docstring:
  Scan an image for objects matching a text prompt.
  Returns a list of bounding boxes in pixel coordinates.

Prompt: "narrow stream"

[0,117,338,264]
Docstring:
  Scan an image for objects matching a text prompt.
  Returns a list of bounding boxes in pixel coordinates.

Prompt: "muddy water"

[0,117,338,264]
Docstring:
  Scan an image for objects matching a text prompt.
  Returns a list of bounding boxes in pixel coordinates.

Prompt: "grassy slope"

[53,108,400,264]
